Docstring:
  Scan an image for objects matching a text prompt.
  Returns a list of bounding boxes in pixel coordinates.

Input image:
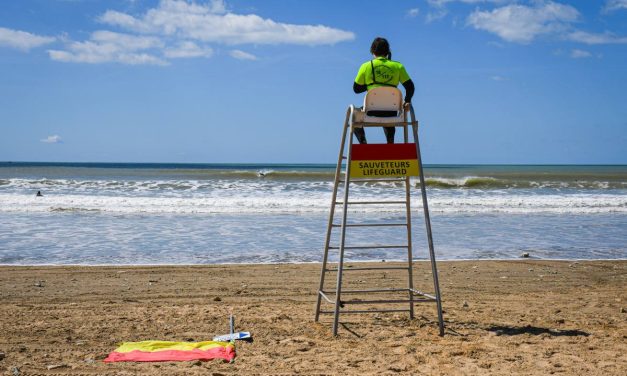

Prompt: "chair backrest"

[363,86,403,113]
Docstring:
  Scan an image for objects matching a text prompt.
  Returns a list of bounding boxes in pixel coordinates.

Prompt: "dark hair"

[370,37,390,57]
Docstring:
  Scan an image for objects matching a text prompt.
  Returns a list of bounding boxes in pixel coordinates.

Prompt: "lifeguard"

[353,37,415,144]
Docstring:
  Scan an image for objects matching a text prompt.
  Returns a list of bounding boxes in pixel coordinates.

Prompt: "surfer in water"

[36,190,43,197]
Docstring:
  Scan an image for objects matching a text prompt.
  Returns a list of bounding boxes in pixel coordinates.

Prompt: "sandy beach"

[0,260,625,375]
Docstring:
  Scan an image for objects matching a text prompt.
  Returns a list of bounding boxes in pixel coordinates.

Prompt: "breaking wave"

[1,192,625,215]
[1,176,625,192]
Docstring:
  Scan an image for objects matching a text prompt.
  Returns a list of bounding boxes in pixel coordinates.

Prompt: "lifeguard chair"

[314,87,445,336]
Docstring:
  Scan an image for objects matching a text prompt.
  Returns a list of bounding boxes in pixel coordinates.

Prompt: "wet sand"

[0,260,625,375]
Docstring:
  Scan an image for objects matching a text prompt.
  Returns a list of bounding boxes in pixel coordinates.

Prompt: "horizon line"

[2,161,627,167]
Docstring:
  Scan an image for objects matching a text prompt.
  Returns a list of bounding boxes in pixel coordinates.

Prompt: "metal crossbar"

[319,309,411,314]
[340,298,434,305]
[331,223,407,228]
[335,200,407,205]
[358,122,417,127]
[338,178,406,183]
[314,103,444,337]
[324,266,409,272]
[321,288,411,294]
[328,245,409,250]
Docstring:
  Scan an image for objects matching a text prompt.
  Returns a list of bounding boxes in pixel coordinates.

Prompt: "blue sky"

[1,0,626,164]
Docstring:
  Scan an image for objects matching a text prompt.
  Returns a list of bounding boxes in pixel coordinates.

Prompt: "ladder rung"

[322,288,410,294]
[335,200,407,205]
[341,156,347,159]
[318,291,333,304]
[319,309,410,314]
[338,178,405,183]
[320,288,437,299]
[355,122,415,127]
[410,289,437,300]
[340,298,433,305]
[328,245,409,250]
[331,223,407,228]
[325,266,409,272]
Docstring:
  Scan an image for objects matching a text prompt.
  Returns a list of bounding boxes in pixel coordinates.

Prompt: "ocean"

[0,162,625,264]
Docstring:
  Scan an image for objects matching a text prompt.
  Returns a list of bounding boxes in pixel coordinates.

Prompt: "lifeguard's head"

[370,37,390,58]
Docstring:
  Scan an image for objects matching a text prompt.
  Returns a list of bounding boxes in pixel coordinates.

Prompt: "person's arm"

[354,63,368,93]
[402,79,414,103]
[353,82,368,94]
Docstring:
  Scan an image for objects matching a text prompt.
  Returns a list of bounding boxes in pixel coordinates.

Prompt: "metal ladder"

[314,103,445,336]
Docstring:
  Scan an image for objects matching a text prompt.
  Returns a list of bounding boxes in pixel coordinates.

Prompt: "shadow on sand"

[487,325,589,337]
[340,323,364,338]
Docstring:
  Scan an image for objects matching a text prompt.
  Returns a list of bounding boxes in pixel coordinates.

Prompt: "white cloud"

[48,30,168,65]
[426,9,449,23]
[428,0,509,5]
[428,0,627,46]
[406,8,420,18]
[206,0,227,14]
[99,0,354,46]
[425,1,513,23]
[229,49,257,60]
[92,30,163,49]
[0,27,55,51]
[164,41,213,58]
[570,49,592,58]
[566,30,627,45]
[48,0,353,66]
[41,135,62,144]
[467,1,579,43]
[603,0,627,13]
[98,11,142,30]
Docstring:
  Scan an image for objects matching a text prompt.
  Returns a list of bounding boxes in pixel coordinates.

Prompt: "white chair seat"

[352,86,404,124]
[353,111,404,124]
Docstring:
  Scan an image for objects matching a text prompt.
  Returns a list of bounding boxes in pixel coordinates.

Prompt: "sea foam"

[1,191,625,214]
